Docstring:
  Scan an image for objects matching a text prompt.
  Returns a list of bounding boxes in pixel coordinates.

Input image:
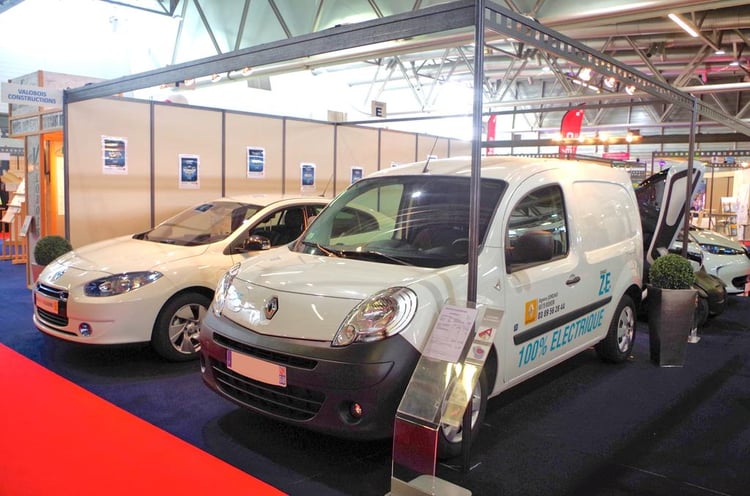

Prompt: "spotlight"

[579,68,592,81]
[625,84,636,95]
[602,76,617,90]
[210,73,222,83]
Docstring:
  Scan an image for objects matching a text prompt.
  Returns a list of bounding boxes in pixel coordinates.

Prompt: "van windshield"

[294,176,506,268]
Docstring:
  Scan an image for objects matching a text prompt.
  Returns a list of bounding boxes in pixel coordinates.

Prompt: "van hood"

[235,248,434,299]
[223,248,448,341]
[57,235,207,273]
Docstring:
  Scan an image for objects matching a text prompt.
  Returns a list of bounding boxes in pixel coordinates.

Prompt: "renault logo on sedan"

[264,296,279,319]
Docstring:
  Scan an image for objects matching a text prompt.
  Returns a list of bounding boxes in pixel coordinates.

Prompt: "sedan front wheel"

[151,292,211,361]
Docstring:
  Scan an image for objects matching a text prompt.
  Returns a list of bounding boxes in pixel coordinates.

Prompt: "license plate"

[227,349,287,387]
[35,293,59,315]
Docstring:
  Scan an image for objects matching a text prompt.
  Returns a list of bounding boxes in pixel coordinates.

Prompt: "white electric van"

[199,156,696,457]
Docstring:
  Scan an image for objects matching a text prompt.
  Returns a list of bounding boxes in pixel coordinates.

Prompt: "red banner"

[559,107,585,158]
[486,114,497,155]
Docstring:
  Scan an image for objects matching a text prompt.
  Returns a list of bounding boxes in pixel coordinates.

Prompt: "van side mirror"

[508,230,555,266]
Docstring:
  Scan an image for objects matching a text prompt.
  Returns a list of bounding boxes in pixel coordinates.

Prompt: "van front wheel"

[595,294,636,363]
[437,368,488,459]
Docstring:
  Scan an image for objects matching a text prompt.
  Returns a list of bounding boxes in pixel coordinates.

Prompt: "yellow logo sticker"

[525,299,538,324]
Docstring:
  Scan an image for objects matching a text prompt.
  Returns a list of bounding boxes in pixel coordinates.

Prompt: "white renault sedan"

[673,226,750,294]
[33,195,329,361]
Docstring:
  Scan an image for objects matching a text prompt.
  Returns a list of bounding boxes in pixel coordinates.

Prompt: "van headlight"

[213,263,241,316]
[84,271,162,297]
[332,287,417,347]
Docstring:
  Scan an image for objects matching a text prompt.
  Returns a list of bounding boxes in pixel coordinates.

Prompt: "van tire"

[437,368,488,460]
[595,294,636,363]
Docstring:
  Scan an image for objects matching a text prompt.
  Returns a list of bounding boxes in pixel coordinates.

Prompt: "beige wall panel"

[67,98,151,247]
[224,113,284,197]
[380,130,417,168]
[417,135,450,161]
[449,139,472,157]
[334,125,379,196]
[153,105,223,220]
[284,120,335,198]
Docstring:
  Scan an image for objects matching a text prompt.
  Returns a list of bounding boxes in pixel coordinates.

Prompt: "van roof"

[372,155,629,183]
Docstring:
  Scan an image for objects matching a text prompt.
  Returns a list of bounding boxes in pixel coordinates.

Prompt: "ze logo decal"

[599,271,612,296]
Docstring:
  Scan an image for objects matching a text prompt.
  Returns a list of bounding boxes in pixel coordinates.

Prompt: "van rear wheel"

[595,294,636,363]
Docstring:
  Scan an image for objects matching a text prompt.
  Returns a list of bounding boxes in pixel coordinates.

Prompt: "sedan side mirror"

[242,234,271,251]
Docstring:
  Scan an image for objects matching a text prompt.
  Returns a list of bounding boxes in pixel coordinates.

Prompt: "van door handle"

[566,275,581,285]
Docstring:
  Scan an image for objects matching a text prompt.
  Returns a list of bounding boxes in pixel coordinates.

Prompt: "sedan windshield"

[295,176,506,268]
[135,201,261,246]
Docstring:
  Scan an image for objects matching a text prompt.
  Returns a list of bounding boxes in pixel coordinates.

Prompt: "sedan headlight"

[84,271,163,297]
[332,287,417,347]
[212,263,241,316]
[699,243,746,256]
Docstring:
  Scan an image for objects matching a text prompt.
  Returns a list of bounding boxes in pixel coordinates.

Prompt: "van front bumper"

[199,311,421,440]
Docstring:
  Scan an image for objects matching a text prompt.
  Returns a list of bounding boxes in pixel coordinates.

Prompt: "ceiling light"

[668,13,699,38]
[715,49,726,55]
[579,68,592,81]
[602,76,617,89]
[625,84,636,95]
[730,60,740,66]
[210,73,222,83]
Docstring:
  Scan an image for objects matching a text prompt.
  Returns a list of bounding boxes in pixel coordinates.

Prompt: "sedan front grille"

[35,283,69,327]
[210,359,324,421]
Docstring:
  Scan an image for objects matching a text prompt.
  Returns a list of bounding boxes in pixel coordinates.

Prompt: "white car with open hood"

[199,156,700,457]
[32,195,329,361]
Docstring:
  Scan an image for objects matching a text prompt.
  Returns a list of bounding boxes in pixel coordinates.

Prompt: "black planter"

[647,286,697,367]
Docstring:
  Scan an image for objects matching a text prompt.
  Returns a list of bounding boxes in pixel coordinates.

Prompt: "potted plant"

[31,235,73,281]
[647,253,698,367]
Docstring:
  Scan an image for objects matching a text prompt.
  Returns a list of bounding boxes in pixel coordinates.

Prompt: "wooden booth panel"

[283,119,335,198]
[380,130,418,168]
[449,139,472,157]
[334,126,379,196]
[153,104,223,221]
[417,135,450,161]
[67,98,152,247]
[224,113,284,198]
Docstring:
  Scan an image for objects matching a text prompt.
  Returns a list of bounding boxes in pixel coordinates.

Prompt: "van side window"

[506,185,568,272]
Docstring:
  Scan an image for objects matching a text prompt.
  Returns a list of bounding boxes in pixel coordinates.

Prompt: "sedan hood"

[57,236,207,274]
[223,248,448,341]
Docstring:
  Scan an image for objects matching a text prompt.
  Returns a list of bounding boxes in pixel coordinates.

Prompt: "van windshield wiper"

[302,241,411,265]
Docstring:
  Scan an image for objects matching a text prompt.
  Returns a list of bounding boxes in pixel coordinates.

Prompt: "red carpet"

[0,344,286,496]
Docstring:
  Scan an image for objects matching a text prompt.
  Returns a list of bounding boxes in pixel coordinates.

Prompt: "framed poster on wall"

[247,147,265,178]
[301,163,316,192]
[179,154,200,189]
[102,136,127,175]
[350,166,363,184]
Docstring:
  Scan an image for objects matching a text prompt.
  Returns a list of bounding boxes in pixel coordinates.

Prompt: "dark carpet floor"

[1,257,749,496]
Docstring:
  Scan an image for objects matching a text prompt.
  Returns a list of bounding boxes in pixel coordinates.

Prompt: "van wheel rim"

[616,305,635,353]
[441,381,481,444]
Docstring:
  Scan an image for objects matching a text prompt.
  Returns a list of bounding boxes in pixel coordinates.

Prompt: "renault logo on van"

[264,296,279,319]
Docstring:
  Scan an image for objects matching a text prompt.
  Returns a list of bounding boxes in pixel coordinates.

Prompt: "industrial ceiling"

[3,0,750,145]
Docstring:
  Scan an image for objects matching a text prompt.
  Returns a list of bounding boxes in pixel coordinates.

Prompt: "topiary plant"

[34,235,73,266]
[648,253,696,290]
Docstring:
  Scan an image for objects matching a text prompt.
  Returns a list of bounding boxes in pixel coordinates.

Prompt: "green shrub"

[648,253,695,289]
[34,235,73,266]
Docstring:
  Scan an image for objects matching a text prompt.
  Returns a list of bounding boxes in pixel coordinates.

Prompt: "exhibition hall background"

[65,97,471,248]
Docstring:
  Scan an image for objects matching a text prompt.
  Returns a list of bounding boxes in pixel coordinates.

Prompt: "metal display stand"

[388,303,501,496]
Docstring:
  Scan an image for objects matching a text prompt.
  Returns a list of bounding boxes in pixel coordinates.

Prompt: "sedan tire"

[151,292,211,361]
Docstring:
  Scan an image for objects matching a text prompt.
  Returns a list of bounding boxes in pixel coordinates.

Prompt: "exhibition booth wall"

[66,97,471,247]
